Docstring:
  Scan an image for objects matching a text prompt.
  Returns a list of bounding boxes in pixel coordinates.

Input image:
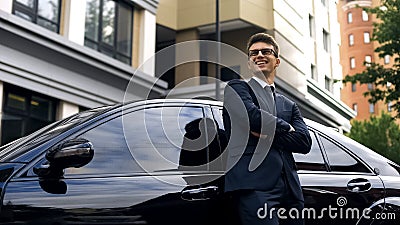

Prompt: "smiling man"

[222,33,312,225]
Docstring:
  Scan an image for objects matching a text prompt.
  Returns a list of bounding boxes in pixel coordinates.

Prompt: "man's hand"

[251,131,268,139]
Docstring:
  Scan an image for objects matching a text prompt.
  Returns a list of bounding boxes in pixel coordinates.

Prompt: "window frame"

[347,12,353,23]
[26,103,227,178]
[293,129,329,173]
[349,34,354,46]
[308,14,315,38]
[316,132,373,174]
[362,10,369,21]
[365,55,372,66]
[12,0,62,33]
[369,103,375,114]
[384,55,390,64]
[351,83,356,92]
[84,0,134,65]
[322,29,330,52]
[2,83,57,145]
[353,103,358,113]
[311,65,317,81]
[363,32,371,43]
[388,102,392,112]
[324,76,332,92]
[350,57,356,69]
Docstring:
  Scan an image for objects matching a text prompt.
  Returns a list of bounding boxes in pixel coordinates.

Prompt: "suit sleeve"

[273,103,312,154]
[223,79,291,134]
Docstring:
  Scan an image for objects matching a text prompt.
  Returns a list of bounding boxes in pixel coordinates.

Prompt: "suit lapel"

[248,78,275,113]
[274,93,283,116]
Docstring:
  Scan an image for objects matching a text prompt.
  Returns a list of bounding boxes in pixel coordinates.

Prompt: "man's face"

[248,42,280,76]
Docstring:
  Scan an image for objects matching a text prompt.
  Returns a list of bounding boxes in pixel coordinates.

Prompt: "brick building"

[338,0,395,120]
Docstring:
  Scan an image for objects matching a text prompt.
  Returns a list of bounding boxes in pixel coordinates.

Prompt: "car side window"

[123,106,209,172]
[320,135,370,173]
[293,130,327,171]
[63,115,143,176]
[211,106,224,130]
[34,106,208,177]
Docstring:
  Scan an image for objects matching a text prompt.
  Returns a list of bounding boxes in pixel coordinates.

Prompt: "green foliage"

[343,0,400,117]
[346,111,400,164]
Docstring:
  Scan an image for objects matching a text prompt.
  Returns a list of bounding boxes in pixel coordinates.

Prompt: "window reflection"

[320,136,370,173]
[38,0,59,22]
[1,84,56,145]
[16,0,34,8]
[293,131,327,171]
[13,0,61,33]
[85,0,100,42]
[84,0,133,64]
[179,117,225,169]
[63,106,211,176]
[124,107,204,172]
[38,105,228,176]
[65,116,141,176]
[117,3,132,56]
[101,0,115,45]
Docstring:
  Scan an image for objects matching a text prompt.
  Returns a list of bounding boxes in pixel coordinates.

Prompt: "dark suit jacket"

[223,78,312,201]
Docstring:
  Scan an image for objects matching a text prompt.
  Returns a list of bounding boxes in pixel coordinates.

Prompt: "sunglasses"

[248,48,278,58]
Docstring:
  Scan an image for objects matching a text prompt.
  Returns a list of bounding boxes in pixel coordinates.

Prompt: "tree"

[347,111,400,164]
[343,0,400,118]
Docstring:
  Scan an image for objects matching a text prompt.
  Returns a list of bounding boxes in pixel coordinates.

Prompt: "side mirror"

[46,138,94,170]
[34,138,94,177]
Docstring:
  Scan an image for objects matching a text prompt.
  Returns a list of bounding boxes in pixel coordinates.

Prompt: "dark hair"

[246,33,280,57]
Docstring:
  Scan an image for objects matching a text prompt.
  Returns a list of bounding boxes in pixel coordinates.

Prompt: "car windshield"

[0,105,114,162]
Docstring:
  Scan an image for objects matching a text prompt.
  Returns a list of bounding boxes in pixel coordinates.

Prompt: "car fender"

[356,197,400,225]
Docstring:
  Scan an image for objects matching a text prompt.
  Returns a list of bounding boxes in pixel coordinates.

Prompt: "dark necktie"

[270,86,276,102]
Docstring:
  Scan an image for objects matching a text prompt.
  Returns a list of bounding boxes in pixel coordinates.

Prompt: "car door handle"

[181,186,219,200]
[347,179,372,193]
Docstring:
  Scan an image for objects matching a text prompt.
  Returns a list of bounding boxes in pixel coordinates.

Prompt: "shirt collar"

[252,76,275,89]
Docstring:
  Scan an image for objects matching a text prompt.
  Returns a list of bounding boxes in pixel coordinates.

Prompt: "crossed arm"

[272,103,312,154]
[224,80,311,154]
[224,80,292,134]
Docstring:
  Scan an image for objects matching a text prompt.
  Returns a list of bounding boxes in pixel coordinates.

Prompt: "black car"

[0,99,399,224]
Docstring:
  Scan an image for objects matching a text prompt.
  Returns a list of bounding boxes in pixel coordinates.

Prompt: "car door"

[1,104,226,225]
[294,128,385,225]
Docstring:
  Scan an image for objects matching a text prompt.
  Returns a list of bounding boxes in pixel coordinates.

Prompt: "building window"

[353,103,358,113]
[350,57,356,69]
[384,55,390,64]
[311,65,317,81]
[364,32,370,43]
[85,0,133,65]
[349,34,354,46]
[347,12,353,23]
[323,29,330,52]
[369,103,375,113]
[365,55,372,66]
[352,83,356,92]
[12,0,61,33]
[309,14,315,38]
[1,83,57,145]
[362,10,369,21]
[325,76,332,92]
